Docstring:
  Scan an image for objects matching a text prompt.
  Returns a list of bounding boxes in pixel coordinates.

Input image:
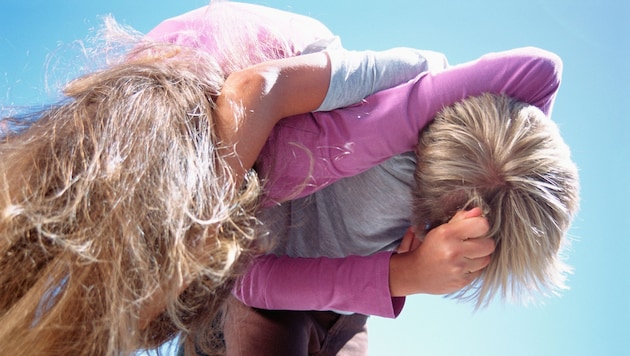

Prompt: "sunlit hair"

[412,93,579,309]
[0,10,274,356]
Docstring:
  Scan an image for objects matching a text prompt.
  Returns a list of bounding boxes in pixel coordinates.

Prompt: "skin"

[215,52,332,180]
[389,207,495,297]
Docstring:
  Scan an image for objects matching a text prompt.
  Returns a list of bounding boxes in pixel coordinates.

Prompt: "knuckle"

[441,245,461,261]
[432,224,461,244]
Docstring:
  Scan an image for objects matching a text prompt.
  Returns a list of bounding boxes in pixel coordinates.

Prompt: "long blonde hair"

[413,93,580,308]
[0,17,262,356]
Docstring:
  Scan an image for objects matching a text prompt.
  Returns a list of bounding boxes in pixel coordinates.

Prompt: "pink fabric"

[235,251,404,318]
[145,2,333,73]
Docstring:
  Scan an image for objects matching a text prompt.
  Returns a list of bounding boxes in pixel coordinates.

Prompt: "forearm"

[222,47,439,182]
[234,252,405,318]
[215,52,331,176]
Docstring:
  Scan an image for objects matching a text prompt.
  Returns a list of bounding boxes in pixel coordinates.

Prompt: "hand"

[389,207,495,296]
[215,52,330,178]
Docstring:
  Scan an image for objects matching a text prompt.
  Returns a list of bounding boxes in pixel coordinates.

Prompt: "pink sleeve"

[258,47,562,204]
[233,252,405,318]
[144,3,334,73]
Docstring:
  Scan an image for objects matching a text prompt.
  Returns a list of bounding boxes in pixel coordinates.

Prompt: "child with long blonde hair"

[0,2,457,355]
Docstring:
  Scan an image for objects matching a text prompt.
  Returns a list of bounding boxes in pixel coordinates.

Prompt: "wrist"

[389,252,413,297]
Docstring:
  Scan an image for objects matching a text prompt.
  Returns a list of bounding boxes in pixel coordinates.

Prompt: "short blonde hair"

[413,93,579,308]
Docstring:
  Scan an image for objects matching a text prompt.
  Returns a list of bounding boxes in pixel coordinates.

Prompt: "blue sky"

[1,1,628,355]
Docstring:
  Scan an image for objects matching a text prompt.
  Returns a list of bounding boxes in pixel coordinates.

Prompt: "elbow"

[220,65,282,128]
[525,46,563,89]
[223,65,280,100]
[525,47,564,115]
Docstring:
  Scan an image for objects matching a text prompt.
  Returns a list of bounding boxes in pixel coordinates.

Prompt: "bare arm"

[214,52,331,178]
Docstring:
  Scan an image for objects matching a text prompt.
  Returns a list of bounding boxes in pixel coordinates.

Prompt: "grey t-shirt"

[259,152,416,258]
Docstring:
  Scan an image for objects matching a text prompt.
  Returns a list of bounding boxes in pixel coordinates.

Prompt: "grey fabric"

[318,48,448,112]
[259,151,417,258]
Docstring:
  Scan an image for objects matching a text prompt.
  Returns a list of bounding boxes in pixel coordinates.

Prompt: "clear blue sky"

[1,1,628,355]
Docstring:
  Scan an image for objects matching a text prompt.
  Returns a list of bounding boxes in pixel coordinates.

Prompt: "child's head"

[412,93,579,308]
[0,31,261,356]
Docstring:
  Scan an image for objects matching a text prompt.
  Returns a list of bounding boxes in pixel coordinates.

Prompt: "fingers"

[410,232,423,250]
[425,213,491,257]
[462,206,483,219]
[434,208,495,275]
[464,254,493,274]
[449,207,483,223]
[402,209,494,295]
[446,207,489,241]
[397,226,423,253]
[455,209,494,259]
[447,216,490,241]
[463,236,495,259]
[396,227,416,253]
